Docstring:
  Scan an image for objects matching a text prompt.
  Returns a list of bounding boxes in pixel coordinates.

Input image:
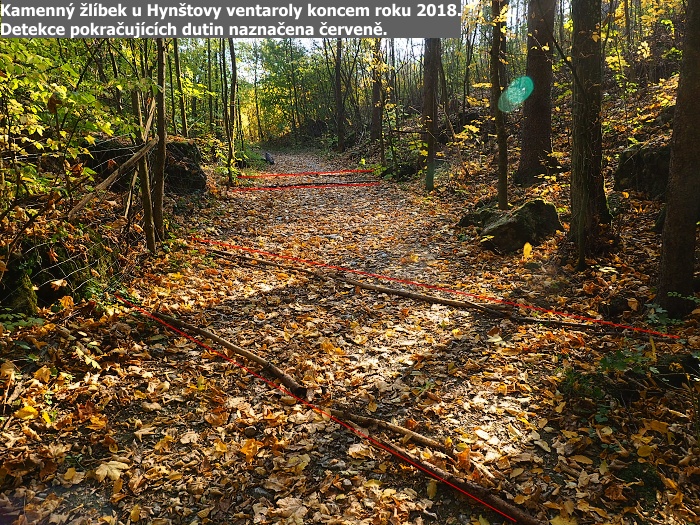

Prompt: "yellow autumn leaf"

[130,504,141,522]
[427,479,438,499]
[550,514,578,525]
[637,445,654,457]
[646,420,669,433]
[367,400,378,413]
[241,439,263,462]
[94,461,129,482]
[14,405,38,420]
[523,242,533,260]
[569,455,593,465]
[34,366,52,383]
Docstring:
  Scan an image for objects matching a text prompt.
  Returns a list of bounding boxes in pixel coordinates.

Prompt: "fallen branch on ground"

[329,408,447,451]
[207,248,508,317]
[375,438,547,525]
[209,248,654,337]
[146,312,308,399]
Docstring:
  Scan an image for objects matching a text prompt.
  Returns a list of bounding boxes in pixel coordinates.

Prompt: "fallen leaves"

[94,461,130,482]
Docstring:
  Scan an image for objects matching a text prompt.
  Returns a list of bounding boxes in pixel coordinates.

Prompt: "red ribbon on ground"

[228,182,380,192]
[193,237,680,340]
[114,293,518,522]
[240,169,374,179]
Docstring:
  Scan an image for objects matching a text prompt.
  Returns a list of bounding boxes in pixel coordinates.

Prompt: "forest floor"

[1,146,700,525]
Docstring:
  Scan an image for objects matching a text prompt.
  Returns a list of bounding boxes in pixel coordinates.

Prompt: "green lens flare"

[498,76,535,113]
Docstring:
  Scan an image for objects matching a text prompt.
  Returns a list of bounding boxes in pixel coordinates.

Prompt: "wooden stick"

[329,409,447,451]
[68,137,159,221]
[376,438,547,525]
[207,248,508,317]
[210,248,649,337]
[148,312,308,399]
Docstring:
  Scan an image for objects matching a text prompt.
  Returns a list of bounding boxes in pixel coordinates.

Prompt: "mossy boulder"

[613,143,670,199]
[478,199,563,253]
[0,264,38,315]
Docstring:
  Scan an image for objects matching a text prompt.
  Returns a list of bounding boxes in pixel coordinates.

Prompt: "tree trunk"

[227,38,238,174]
[422,38,440,192]
[220,39,234,183]
[167,55,178,136]
[173,38,188,138]
[207,39,213,133]
[152,38,166,241]
[491,0,509,209]
[657,0,700,316]
[515,0,556,186]
[371,38,383,142]
[335,39,345,153]
[570,0,611,269]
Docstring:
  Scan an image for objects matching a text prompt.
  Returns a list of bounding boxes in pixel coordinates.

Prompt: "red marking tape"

[115,293,517,522]
[240,169,374,179]
[229,182,380,192]
[194,237,680,339]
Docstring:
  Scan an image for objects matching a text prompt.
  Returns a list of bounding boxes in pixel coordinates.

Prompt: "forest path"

[5,153,690,525]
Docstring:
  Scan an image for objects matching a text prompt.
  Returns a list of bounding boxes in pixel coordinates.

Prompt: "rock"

[0,264,38,315]
[457,206,498,228]
[479,199,563,253]
[613,143,670,198]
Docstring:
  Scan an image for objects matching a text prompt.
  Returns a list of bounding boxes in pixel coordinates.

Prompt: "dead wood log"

[210,248,654,338]
[68,137,159,221]
[207,248,508,317]
[375,438,547,525]
[329,409,447,451]
[149,312,308,399]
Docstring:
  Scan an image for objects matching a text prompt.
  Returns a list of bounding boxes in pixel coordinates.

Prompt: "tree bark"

[227,38,238,176]
[657,0,700,316]
[207,39,213,133]
[173,38,188,138]
[515,0,556,186]
[152,38,167,241]
[370,38,383,142]
[334,38,345,153]
[491,0,509,209]
[422,38,440,192]
[570,0,611,269]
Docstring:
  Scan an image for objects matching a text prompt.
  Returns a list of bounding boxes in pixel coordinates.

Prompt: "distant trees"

[657,0,700,316]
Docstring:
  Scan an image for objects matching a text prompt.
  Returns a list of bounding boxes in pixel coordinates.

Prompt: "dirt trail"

[3,152,691,525]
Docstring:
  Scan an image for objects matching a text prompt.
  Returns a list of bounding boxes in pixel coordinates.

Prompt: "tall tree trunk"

[423,38,440,192]
[286,40,302,140]
[227,38,238,176]
[167,55,178,135]
[152,38,167,241]
[173,38,188,138]
[371,39,383,142]
[570,0,611,269]
[334,38,345,153]
[657,0,700,316]
[491,0,509,209]
[253,42,263,142]
[207,39,213,133]
[515,0,556,186]
[219,39,234,183]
